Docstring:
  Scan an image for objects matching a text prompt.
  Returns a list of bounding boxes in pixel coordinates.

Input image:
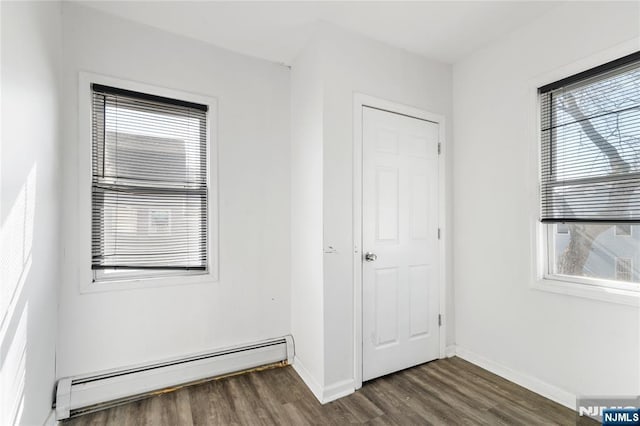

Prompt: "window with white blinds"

[540,52,640,293]
[539,51,640,223]
[91,84,209,278]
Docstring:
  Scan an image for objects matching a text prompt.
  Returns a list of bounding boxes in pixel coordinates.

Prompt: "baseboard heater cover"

[55,335,294,420]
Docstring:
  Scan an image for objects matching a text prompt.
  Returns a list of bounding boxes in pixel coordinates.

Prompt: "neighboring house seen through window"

[91,84,209,282]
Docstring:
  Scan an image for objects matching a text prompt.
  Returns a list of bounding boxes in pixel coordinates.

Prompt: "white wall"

[320,26,453,389]
[290,35,326,393]
[1,1,61,424]
[58,3,291,377]
[453,1,640,403]
[291,24,453,397]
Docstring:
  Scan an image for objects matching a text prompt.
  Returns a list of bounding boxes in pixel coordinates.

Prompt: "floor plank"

[64,357,596,425]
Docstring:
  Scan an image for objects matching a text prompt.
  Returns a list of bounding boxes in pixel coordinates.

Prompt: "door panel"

[409,264,430,338]
[374,267,399,347]
[362,106,440,382]
[376,167,399,241]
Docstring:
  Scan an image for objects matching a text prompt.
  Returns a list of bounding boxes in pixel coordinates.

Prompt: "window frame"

[544,225,639,293]
[78,72,219,293]
[615,257,634,282]
[615,224,633,237]
[528,41,640,307]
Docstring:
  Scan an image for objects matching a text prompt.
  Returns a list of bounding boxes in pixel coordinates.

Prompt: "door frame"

[353,94,447,389]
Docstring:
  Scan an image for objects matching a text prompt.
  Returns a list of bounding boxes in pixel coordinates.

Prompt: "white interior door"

[362,106,440,382]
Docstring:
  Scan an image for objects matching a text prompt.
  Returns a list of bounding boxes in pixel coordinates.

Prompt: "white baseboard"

[292,357,354,404]
[322,378,355,403]
[454,346,576,410]
[292,356,323,402]
[445,345,456,358]
[43,409,57,426]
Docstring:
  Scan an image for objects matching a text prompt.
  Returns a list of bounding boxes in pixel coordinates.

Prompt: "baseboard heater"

[55,335,294,420]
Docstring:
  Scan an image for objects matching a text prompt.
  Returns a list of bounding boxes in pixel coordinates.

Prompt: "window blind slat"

[91,84,208,271]
[540,52,640,223]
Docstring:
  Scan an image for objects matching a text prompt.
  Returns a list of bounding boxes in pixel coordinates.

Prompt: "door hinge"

[437,228,441,239]
[438,143,441,155]
[438,314,442,327]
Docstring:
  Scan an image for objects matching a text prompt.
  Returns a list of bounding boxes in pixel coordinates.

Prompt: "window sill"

[80,271,218,294]
[531,276,640,307]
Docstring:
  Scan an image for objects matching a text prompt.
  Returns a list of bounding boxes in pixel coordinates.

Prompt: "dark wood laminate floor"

[65,356,596,425]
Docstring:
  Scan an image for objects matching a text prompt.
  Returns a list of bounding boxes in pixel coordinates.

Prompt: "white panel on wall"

[59,2,291,378]
[1,2,61,424]
[453,0,640,402]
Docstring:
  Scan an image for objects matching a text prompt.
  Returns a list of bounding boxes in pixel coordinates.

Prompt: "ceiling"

[77,1,563,65]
